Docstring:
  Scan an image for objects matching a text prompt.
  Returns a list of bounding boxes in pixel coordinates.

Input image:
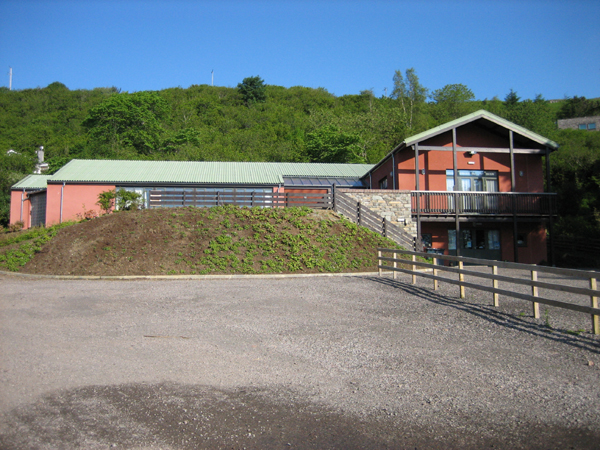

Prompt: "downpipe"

[20,188,25,222]
[60,182,65,223]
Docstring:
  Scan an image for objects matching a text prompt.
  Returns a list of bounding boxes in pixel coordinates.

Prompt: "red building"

[10,110,558,264]
[363,110,558,264]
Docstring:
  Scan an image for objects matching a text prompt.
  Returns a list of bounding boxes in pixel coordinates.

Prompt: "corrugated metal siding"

[29,191,47,227]
[49,160,374,185]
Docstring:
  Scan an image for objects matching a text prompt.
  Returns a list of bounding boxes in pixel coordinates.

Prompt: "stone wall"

[557,116,599,131]
[337,189,417,236]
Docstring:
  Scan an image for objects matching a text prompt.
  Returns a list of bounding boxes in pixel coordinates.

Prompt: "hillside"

[2,76,600,236]
[3,206,408,276]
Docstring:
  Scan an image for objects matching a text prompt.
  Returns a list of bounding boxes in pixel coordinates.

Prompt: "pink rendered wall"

[46,184,115,226]
[9,190,31,228]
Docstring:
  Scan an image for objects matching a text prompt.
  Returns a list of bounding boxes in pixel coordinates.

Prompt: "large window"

[448,230,500,250]
[446,170,498,192]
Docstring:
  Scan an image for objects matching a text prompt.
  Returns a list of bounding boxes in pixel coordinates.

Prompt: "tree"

[237,76,267,106]
[391,68,428,129]
[96,188,143,213]
[304,125,364,163]
[162,128,201,153]
[82,91,170,155]
[550,130,600,236]
[502,94,554,137]
[0,151,35,226]
[430,83,475,123]
[504,89,520,107]
[557,96,600,119]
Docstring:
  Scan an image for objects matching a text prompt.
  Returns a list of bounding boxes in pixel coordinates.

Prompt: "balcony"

[411,191,557,217]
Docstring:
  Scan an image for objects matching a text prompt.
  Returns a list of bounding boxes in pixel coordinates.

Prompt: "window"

[421,234,432,248]
[487,230,501,249]
[448,230,456,250]
[446,170,498,192]
[379,177,388,189]
[448,229,500,250]
[589,123,597,130]
[579,124,588,130]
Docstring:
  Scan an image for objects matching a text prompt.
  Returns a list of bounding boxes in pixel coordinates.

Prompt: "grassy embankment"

[0,206,411,276]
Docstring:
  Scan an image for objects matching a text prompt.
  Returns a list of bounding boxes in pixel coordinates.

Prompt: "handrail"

[411,190,558,196]
[376,248,600,335]
[335,191,422,251]
[411,191,557,215]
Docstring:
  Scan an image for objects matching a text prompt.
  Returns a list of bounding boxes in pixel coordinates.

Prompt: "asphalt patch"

[1,382,598,449]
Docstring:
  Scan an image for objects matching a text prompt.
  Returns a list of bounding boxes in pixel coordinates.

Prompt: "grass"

[2,205,413,276]
[0,222,74,272]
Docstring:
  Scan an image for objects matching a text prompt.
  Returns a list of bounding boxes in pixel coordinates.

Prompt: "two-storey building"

[362,110,557,264]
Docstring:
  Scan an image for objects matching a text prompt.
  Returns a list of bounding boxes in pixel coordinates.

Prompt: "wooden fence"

[551,235,600,268]
[334,192,423,251]
[149,190,332,209]
[377,248,600,335]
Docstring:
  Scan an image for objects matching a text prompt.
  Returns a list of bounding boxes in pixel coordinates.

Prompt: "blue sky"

[0,0,598,101]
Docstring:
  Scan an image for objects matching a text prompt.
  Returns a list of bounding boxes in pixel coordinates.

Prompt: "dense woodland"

[1,70,600,238]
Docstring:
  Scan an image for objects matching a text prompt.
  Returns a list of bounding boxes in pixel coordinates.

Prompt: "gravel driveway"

[0,271,599,449]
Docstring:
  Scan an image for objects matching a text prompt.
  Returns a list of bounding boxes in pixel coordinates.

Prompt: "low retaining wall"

[338,189,416,236]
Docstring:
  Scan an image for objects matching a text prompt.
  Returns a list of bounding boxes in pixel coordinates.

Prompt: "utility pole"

[211,69,214,87]
[9,67,12,91]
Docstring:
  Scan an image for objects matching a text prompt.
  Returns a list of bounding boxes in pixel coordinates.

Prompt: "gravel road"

[0,271,599,449]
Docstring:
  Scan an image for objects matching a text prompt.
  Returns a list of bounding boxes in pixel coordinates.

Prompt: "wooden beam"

[545,147,552,192]
[392,151,396,190]
[417,145,546,154]
[509,130,516,192]
[414,144,420,191]
[452,128,458,192]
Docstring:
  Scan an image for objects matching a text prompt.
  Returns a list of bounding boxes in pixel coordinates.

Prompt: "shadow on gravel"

[367,276,600,355]
[1,382,598,450]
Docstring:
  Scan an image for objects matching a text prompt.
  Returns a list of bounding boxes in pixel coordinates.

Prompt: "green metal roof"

[11,174,52,190]
[403,110,559,149]
[48,160,374,185]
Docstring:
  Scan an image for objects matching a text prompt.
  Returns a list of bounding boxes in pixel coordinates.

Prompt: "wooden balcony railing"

[411,191,557,216]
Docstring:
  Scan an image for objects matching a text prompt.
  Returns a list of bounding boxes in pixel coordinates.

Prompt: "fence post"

[332,184,336,211]
[251,191,254,207]
[378,250,382,276]
[531,270,540,318]
[357,202,361,226]
[459,260,465,299]
[412,254,416,285]
[382,217,387,237]
[591,277,599,335]
[433,258,438,290]
[492,265,499,307]
[393,251,397,280]
[216,191,220,206]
